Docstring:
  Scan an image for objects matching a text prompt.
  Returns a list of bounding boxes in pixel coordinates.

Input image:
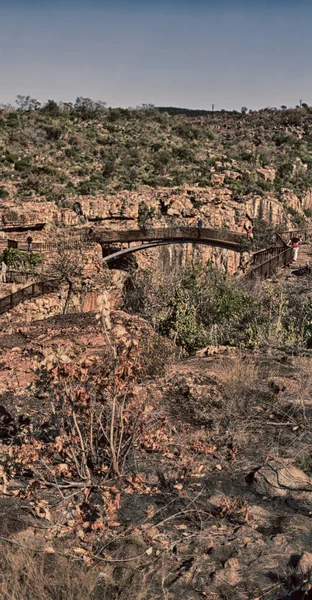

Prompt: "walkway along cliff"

[0,226,308,317]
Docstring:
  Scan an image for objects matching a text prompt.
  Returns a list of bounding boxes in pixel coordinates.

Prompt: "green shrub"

[124,263,264,353]
[2,248,43,271]
[4,151,19,164]
[44,125,62,140]
[0,186,9,199]
[14,157,31,172]
[286,206,307,228]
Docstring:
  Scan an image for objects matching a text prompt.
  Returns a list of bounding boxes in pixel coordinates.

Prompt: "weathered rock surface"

[250,459,312,498]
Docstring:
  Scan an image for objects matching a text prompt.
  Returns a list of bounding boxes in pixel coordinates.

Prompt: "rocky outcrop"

[281,189,304,214]
[246,195,290,224]
[0,309,176,397]
[0,183,306,278]
[302,189,312,213]
[211,173,225,186]
[257,167,276,182]
[77,186,242,229]
[0,201,79,229]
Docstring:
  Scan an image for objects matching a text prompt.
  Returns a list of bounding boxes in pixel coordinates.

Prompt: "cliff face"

[0,184,299,235]
[135,242,241,276]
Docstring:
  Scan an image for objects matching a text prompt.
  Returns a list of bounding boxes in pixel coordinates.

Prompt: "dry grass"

[213,356,261,447]
[289,356,312,408]
[0,541,164,600]
[0,545,98,600]
[214,355,260,399]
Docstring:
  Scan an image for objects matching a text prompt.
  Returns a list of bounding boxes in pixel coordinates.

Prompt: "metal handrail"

[0,280,58,315]
[247,247,293,280]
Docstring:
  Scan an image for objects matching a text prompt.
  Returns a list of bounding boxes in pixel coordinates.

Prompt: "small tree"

[44,240,84,314]
[16,95,41,111]
[241,106,248,115]
[74,97,106,117]
[41,99,61,116]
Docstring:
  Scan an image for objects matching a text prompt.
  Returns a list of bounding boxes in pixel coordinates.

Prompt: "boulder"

[196,345,236,357]
[257,168,276,182]
[296,552,312,576]
[211,174,225,186]
[248,460,312,507]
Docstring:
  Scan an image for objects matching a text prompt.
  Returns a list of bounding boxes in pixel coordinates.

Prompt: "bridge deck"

[95,226,242,247]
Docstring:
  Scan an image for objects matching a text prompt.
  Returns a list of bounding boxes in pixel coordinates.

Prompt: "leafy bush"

[124,263,265,352]
[0,185,9,199]
[252,219,277,251]
[44,125,62,140]
[286,206,307,228]
[14,157,31,172]
[1,248,43,271]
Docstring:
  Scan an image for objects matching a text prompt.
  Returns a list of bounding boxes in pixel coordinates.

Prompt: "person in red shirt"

[246,225,253,241]
[288,236,301,262]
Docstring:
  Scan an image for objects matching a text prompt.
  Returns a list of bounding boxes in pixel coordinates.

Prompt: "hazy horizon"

[1,0,311,111]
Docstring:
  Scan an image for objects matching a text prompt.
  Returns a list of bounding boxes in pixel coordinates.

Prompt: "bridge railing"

[5,270,35,284]
[247,246,293,280]
[5,238,88,253]
[252,246,285,268]
[278,228,312,242]
[0,281,58,315]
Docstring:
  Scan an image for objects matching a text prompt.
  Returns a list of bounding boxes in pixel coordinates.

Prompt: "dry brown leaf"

[73,547,88,555]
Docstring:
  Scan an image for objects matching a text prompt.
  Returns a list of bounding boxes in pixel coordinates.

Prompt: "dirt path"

[286,239,312,270]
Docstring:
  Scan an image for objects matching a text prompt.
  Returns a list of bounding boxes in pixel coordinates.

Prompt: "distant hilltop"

[157,107,213,117]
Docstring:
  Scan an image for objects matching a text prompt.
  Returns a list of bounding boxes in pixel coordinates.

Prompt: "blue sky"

[0,0,311,110]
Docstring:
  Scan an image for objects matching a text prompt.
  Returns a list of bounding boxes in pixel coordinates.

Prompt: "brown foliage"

[4,339,145,491]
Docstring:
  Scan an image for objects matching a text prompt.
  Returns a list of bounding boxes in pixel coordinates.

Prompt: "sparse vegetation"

[1,97,312,210]
[43,241,85,314]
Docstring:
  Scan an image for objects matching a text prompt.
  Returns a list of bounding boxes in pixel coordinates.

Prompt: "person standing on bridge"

[191,215,203,235]
[246,225,253,242]
[26,234,33,253]
[88,226,95,242]
[288,235,301,262]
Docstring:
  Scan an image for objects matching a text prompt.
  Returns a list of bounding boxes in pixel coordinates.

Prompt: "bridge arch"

[95,227,243,264]
[102,238,242,263]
